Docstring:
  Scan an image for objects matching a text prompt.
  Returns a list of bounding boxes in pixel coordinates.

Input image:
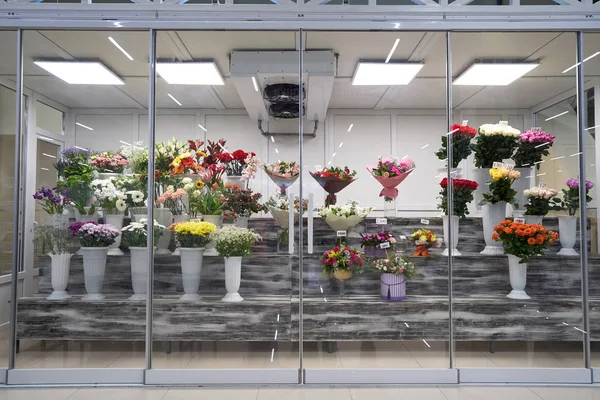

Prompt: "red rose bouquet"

[435,124,477,168]
[438,177,479,218]
[310,166,357,206]
[216,149,256,177]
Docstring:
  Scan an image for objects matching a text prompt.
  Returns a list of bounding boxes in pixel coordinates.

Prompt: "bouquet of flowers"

[361,231,396,257]
[188,139,227,184]
[524,186,559,216]
[170,150,205,175]
[217,149,256,177]
[192,186,223,217]
[552,178,594,216]
[480,167,521,206]
[492,220,558,263]
[221,184,265,217]
[321,245,364,278]
[33,186,71,215]
[155,138,189,173]
[410,229,439,256]
[121,219,165,248]
[173,221,217,248]
[241,154,261,182]
[54,147,95,207]
[119,141,148,175]
[310,166,357,206]
[91,152,128,173]
[435,123,477,168]
[318,200,371,232]
[155,185,187,216]
[69,222,120,247]
[266,195,308,230]
[212,225,262,258]
[367,157,415,201]
[471,123,521,168]
[263,161,300,195]
[438,178,479,218]
[372,252,417,279]
[91,179,128,215]
[513,129,555,168]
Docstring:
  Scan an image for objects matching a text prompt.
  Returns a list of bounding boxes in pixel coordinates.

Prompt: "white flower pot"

[472,168,490,212]
[442,215,461,256]
[179,247,204,301]
[154,208,173,255]
[51,214,70,227]
[47,253,72,300]
[104,214,124,256]
[81,247,108,300]
[235,216,249,229]
[226,175,247,189]
[202,215,221,256]
[525,215,544,225]
[558,215,579,256]
[96,172,121,181]
[129,247,148,300]
[222,256,243,302]
[172,214,191,256]
[507,254,530,300]
[75,210,98,223]
[481,202,506,255]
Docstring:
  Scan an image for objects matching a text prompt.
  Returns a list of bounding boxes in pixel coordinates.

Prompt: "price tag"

[421,219,430,225]
[380,242,391,249]
[450,171,463,179]
[400,235,407,241]
[493,161,504,169]
[504,163,515,171]
[499,120,509,126]
[539,182,547,189]
[336,230,347,237]
[462,120,469,126]
[532,127,542,132]
[514,218,525,224]
[376,218,388,225]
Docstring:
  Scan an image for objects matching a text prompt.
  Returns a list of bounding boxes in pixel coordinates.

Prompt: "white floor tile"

[257,388,352,400]
[440,386,542,400]
[350,387,448,400]
[163,387,259,400]
[528,387,600,400]
[0,388,77,400]
[67,388,168,400]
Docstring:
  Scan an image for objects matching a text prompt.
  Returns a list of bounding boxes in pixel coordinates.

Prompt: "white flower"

[184,183,194,191]
[128,190,145,203]
[524,189,531,197]
[182,177,192,185]
[115,199,127,212]
[193,190,201,197]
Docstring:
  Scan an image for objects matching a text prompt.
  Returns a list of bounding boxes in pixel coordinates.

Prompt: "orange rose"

[492,233,499,241]
[536,237,544,245]
[503,227,512,234]
[527,237,536,245]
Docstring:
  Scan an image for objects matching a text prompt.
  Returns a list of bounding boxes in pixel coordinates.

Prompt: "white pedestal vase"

[222,256,243,302]
[442,215,461,256]
[507,254,530,300]
[179,247,204,301]
[202,215,222,256]
[47,253,72,300]
[481,202,506,255]
[154,208,173,255]
[81,247,108,300]
[525,215,544,225]
[472,168,490,212]
[129,247,148,300]
[558,215,579,256]
[235,216,249,229]
[171,214,191,256]
[104,214,124,256]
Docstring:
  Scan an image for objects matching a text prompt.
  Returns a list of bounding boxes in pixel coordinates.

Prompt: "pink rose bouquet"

[367,157,415,201]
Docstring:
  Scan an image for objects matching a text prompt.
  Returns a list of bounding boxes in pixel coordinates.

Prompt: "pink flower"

[383,172,390,178]
[389,237,396,243]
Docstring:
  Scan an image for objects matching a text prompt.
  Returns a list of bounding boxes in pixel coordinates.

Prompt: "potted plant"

[173,221,217,301]
[310,166,357,206]
[216,149,256,187]
[263,160,300,196]
[33,186,72,226]
[213,225,262,302]
[437,177,478,256]
[54,147,95,218]
[372,252,417,301]
[91,151,128,179]
[551,178,594,256]
[318,200,371,239]
[366,157,415,217]
[35,224,75,300]
[435,123,477,169]
[321,245,364,296]
[360,231,396,258]
[479,166,520,255]
[69,221,120,300]
[220,184,265,228]
[92,178,128,255]
[409,229,439,256]
[121,219,165,300]
[492,220,558,299]
[523,186,559,225]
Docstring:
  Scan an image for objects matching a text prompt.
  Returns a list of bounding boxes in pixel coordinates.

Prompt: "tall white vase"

[525,215,544,225]
[81,247,108,300]
[179,247,204,301]
[203,215,222,256]
[172,214,191,256]
[481,202,506,255]
[507,254,530,300]
[472,168,490,212]
[558,215,579,256]
[47,253,72,300]
[96,172,121,181]
[154,208,173,255]
[222,256,243,303]
[104,214,124,256]
[129,247,148,300]
[442,215,461,256]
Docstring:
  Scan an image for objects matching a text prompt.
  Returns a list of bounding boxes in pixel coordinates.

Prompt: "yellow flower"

[171,157,181,167]
[197,151,207,158]
[195,181,205,189]
[174,221,217,237]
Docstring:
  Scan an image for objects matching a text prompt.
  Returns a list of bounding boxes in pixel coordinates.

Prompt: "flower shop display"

[92,178,128,255]
[119,141,148,175]
[409,229,439,256]
[169,149,205,176]
[70,222,120,300]
[33,186,71,225]
[216,149,256,185]
[318,200,371,238]
[437,177,478,256]
[372,252,417,301]
[220,184,265,228]
[479,166,520,255]
[492,220,558,299]
[121,219,165,300]
[321,245,364,296]
[552,178,594,256]
[91,151,128,176]
[512,129,555,169]
[188,139,227,184]
[213,226,262,302]
[263,161,300,195]
[360,231,396,258]
[367,157,415,217]
[523,186,559,225]
[435,123,477,168]
[35,225,75,300]
[174,221,217,301]
[156,185,187,216]
[310,166,357,206]
[54,147,95,211]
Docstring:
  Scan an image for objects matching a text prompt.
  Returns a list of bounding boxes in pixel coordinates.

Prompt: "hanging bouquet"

[321,245,364,277]
[524,186,559,216]
[119,141,148,175]
[155,185,187,216]
[471,123,521,168]
[91,179,127,215]
[173,221,217,248]
[480,167,521,206]
[69,222,120,247]
[513,129,555,168]
[241,154,261,182]
[121,219,165,248]
[551,178,595,216]
[318,200,371,232]
[54,147,95,208]
[410,229,439,256]
[435,123,477,168]
[372,253,417,279]
[263,161,300,195]
[91,152,128,174]
[310,166,357,206]
[213,225,262,258]
[361,231,397,250]
[492,220,558,263]
[33,186,71,215]
[217,149,256,177]
[367,157,415,202]
[188,139,227,184]
[266,195,308,230]
[221,184,265,217]
[437,178,479,218]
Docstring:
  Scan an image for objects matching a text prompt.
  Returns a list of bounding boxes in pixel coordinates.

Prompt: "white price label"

[336,230,347,237]
[376,218,388,225]
[492,161,504,169]
[450,171,463,179]
[400,235,407,241]
[421,219,430,225]
[462,120,469,126]
[539,182,547,189]
[505,163,515,171]
[532,127,542,132]
[514,218,525,224]
[380,242,391,249]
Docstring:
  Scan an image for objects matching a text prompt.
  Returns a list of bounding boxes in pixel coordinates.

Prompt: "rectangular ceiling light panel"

[352,62,424,86]
[34,61,124,85]
[454,63,538,86]
[157,62,225,85]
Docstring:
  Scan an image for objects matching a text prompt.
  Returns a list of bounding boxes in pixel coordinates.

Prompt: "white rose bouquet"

[472,123,521,168]
[524,186,559,216]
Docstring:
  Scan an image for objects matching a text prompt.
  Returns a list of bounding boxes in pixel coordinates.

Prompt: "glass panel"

[150,30,299,370]
[301,31,449,370]
[17,30,149,369]
[451,31,583,368]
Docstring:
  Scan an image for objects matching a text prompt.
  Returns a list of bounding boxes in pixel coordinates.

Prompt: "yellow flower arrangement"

[173,221,217,248]
[481,167,520,206]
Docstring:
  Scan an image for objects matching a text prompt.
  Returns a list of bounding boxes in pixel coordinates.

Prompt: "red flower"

[451,123,477,138]
[231,149,248,162]
[440,178,448,189]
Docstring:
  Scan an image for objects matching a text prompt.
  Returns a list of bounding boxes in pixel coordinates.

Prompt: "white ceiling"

[0,30,597,111]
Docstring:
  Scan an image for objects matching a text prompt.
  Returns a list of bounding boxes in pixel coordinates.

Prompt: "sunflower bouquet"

[492,219,558,263]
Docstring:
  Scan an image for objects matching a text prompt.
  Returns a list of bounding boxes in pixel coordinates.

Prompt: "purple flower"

[566,178,579,189]
[586,180,595,190]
